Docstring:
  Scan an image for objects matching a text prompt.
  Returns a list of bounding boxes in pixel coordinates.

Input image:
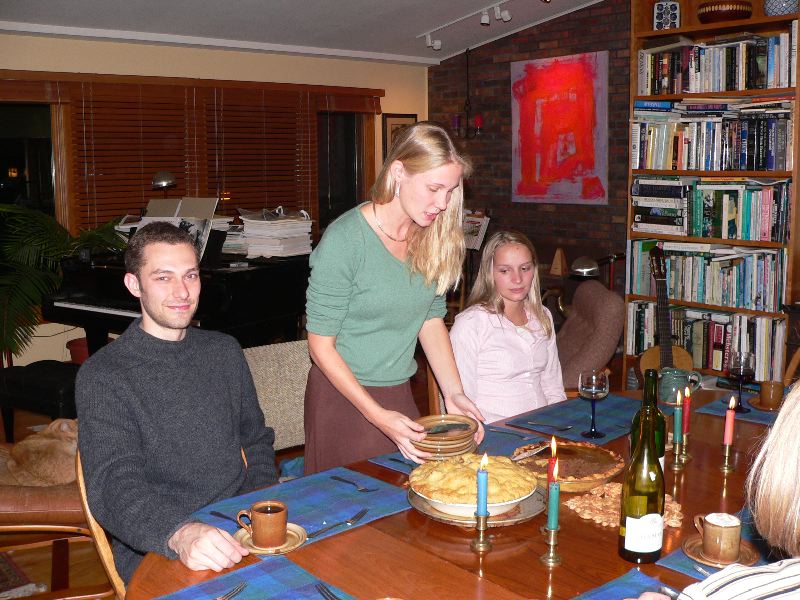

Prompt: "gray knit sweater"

[76,320,277,583]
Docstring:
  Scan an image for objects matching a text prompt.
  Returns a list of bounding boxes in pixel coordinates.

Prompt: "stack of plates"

[411,414,479,460]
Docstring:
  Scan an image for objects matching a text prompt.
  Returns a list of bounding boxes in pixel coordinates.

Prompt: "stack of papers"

[241,208,312,257]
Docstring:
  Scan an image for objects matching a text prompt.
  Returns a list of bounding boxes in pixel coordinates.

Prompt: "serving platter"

[408,487,546,528]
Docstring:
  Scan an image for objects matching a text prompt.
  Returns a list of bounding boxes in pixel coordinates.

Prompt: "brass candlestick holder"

[680,431,692,463]
[471,514,493,554]
[539,526,562,566]
[720,443,735,473]
[670,441,684,472]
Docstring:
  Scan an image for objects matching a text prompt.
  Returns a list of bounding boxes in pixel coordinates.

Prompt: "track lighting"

[418,1,517,51]
[500,9,512,22]
[480,9,490,25]
[425,34,432,47]
[432,39,442,51]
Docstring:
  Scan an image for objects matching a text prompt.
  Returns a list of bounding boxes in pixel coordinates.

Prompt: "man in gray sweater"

[76,222,278,583]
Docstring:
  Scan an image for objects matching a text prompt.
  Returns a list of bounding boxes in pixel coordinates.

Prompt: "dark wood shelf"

[625,294,786,319]
[636,14,798,40]
[633,88,796,101]
[627,232,786,248]
[631,169,793,178]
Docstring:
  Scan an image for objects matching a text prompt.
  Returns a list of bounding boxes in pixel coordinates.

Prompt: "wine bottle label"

[624,513,664,553]
[659,456,665,472]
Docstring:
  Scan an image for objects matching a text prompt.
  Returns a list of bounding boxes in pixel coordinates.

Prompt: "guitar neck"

[655,278,674,368]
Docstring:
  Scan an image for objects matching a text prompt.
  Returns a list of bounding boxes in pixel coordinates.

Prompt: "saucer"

[747,397,781,412]
[682,534,759,568]
[234,523,307,555]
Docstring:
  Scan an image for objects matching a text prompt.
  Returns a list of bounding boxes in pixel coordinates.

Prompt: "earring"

[394,184,400,198]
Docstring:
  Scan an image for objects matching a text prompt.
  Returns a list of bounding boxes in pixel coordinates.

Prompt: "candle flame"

[553,458,559,481]
[550,435,557,456]
[479,453,489,470]
[729,397,736,410]
[676,390,682,406]
[685,386,691,398]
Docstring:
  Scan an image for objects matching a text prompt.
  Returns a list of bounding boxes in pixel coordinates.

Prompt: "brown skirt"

[303,364,419,475]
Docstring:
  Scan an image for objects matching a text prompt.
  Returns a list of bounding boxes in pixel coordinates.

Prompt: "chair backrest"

[556,279,625,388]
[75,451,127,599]
[243,340,311,451]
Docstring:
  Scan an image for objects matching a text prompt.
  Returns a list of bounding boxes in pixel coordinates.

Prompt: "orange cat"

[0,419,78,486]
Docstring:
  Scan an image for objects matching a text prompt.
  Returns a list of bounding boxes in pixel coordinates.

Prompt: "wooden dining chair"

[75,452,127,599]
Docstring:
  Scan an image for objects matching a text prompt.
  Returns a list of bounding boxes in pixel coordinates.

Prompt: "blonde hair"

[746,382,800,557]
[466,231,552,337]
[371,121,471,295]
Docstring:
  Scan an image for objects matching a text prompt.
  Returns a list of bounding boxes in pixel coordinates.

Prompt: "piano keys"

[43,253,309,355]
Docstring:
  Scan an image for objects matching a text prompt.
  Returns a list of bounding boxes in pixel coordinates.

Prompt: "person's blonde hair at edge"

[370,121,471,296]
[466,230,552,337]
[746,381,800,557]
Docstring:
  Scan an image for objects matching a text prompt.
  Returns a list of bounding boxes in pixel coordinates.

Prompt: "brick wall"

[429,0,630,291]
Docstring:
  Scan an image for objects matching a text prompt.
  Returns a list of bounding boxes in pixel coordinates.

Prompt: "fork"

[308,507,369,539]
[525,421,574,432]
[484,426,536,440]
[329,474,378,492]
[315,582,344,600]
[213,581,247,600]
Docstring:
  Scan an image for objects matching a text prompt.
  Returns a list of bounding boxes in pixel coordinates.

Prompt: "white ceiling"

[0,0,602,65]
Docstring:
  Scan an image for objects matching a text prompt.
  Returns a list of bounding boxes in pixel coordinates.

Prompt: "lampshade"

[570,256,600,277]
[151,171,177,190]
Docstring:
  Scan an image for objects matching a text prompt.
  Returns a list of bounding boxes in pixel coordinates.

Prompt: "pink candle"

[682,386,692,435]
[723,397,736,445]
[547,437,557,485]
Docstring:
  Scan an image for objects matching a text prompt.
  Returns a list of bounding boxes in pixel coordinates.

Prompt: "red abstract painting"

[511,51,608,204]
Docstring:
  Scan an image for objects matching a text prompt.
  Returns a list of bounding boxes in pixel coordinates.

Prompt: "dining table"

[127,388,771,599]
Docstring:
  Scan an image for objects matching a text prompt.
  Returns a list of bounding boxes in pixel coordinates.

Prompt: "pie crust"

[511,440,625,492]
[409,454,538,505]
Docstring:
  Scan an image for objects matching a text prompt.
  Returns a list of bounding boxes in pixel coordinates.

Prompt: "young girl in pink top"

[450,231,566,423]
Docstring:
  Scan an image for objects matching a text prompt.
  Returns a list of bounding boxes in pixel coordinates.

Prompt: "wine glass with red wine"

[728,351,754,414]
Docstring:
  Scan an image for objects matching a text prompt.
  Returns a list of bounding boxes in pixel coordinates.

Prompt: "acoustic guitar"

[639,246,694,373]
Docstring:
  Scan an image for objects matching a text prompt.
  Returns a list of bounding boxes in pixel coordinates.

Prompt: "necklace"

[372,202,407,243]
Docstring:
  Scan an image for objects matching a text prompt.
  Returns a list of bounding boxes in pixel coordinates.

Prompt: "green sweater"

[306,204,446,386]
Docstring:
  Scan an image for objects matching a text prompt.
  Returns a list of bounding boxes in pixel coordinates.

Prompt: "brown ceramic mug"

[694,512,741,564]
[759,381,784,409]
[237,500,287,548]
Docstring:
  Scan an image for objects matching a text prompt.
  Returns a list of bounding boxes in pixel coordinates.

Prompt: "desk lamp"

[151,171,177,198]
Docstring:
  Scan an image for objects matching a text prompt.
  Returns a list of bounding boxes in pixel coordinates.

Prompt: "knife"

[511,444,550,461]
[425,422,470,434]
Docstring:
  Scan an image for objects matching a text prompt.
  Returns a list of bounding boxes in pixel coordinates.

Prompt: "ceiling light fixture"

[452,48,483,139]
[417,0,514,51]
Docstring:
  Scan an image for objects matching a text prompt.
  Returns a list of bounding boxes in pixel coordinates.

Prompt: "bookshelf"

[625,1,800,383]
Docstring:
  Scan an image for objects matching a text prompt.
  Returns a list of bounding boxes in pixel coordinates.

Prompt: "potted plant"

[0,205,125,360]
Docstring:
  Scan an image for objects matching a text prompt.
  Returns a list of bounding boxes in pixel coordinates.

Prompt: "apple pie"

[409,454,538,505]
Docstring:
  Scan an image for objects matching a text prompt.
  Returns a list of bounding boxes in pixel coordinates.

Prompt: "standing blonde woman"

[450,231,566,423]
[304,121,485,474]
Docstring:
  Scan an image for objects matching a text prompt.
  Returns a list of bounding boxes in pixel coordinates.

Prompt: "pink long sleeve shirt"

[449,305,567,423]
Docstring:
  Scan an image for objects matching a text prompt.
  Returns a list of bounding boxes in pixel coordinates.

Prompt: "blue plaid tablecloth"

[506,394,675,444]
[368,427,544,474]
[573,568,668,599]
[194,467,409,544]
[657,506,776,580]
[155,556,355,600]
[696,394,779,426]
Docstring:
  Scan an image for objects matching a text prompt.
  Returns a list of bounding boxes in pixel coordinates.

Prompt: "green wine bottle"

[619,370,665,563]
[631,369,666,471]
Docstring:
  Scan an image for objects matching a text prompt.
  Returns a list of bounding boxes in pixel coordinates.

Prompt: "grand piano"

[43,253,310,355]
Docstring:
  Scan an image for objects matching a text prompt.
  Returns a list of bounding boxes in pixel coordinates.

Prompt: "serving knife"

[511,444,550,462]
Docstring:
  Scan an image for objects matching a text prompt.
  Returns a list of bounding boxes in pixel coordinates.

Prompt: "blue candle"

[476,453,489,517]
[673,391,683,445]
[546,459,560,530]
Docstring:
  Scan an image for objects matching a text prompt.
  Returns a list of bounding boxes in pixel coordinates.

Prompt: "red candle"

[547,436,557,485]
[682,386,692,435]
[474,113,484,129]
[723,397,736,445]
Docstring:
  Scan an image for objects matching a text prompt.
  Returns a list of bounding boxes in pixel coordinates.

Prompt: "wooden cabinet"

[624,1,800,383]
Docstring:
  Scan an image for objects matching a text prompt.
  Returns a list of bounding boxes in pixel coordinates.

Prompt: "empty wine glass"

[579,369,610,438]
[728,350,754,414]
